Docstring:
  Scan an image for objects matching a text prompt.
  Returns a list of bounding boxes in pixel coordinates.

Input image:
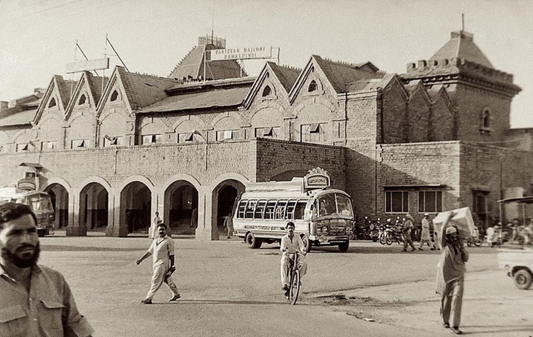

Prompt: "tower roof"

[430,31,493,69]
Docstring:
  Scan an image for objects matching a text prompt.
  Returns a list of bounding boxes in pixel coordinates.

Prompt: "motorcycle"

[369,218,380,242]
[385,224,404,245]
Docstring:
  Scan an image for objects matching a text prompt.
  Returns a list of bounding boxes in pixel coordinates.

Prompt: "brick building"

[0,31,531,239]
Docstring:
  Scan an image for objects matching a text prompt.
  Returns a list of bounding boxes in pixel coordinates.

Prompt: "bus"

[0,188,55,237]
[232,169,355,252]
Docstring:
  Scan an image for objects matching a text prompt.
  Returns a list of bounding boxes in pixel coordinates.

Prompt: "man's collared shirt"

[148,235,175,266]
[280,234,305,255]
[0,264,94,337]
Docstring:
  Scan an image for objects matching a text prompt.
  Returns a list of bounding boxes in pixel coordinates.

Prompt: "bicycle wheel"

[290,269,301,305]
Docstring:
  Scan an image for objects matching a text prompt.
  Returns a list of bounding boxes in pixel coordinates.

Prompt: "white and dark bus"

[232,169,355,252]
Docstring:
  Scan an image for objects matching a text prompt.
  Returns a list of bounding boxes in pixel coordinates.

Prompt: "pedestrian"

[136,223,181,304]
[190,208,197,228]
[223,213,234,239]
[150,211,162,239]
[419,213,436,250]
[402,214,416,252]
[0,202,94,336]
[436,213,469,335]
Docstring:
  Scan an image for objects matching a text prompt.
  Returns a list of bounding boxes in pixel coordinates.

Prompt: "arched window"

[78,94,86,105]
[262,85,271,97]
[308,80,317,92]
[110,90,119,102]
[48,98,56,108]
[482,109,490,129]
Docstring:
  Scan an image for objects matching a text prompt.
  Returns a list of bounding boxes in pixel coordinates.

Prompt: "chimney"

[0,101,8,112]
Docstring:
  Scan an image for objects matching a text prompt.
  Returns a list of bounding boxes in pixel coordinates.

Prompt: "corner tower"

[402,31,521,142]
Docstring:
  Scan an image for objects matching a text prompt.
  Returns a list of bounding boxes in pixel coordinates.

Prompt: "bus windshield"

[316,193,353,217]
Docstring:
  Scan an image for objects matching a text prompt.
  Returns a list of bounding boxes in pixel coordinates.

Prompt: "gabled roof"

[168,44,246,81]
[312,55,383,93]
[430,31,493,69]
[32,75,76,124]
[268,62,301,92]
[242,62,300,109]
[86,72,109,104]
[64,72,109,119]
[138,86,251,114]
[117,67,180,110]
[346,73,395,93]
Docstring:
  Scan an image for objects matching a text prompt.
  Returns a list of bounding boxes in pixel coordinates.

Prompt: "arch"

[209,172,250,190]
[120,180,152,236]
[43,176,73,190]
[210,177,247,237]
[210,113,245,129]
[79,181,109,231]
[308,80,318,92]
[268,163,313,181]
[164,180,199,235]
[44,182,70,229]
[78,94,86,105]
[262,85,272,97]
[77,176,112,191]
[162,173,202,192]
[170,115,209,133]
[110,90,120,102]
[118,175,155,193]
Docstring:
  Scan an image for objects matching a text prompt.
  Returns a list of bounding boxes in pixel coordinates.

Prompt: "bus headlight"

[322,226,329,235]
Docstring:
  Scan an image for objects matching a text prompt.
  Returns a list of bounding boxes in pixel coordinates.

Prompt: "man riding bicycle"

[280,221,308,297]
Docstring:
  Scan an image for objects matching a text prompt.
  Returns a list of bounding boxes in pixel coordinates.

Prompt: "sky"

[0,0,532,127]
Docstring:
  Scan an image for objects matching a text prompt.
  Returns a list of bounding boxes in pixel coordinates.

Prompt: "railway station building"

[0,31,531,239]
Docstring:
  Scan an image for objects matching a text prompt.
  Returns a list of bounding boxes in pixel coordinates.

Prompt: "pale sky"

[1,0,532,127]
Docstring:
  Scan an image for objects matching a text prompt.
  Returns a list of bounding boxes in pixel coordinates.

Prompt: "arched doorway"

[80,183,109,232]
[121,182,151,236]
[44,184,69,229]
[164,181,198,235]
[213,180,245,236]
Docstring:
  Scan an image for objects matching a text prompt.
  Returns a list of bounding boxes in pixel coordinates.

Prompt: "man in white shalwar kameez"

[436,213,469,335]
[137,223,180,304]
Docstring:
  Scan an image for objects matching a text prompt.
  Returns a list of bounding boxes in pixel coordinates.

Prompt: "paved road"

[38,234,533,336]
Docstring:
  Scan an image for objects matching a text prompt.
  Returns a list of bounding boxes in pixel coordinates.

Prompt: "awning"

[383,184,446,189]
[497,196,533,204]
[19,162,43,169]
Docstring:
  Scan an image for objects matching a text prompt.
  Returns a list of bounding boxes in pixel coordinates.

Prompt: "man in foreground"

[436,213,469,335]
[0,202,94,337]
[280,221,307,298]
[137,223,181,304]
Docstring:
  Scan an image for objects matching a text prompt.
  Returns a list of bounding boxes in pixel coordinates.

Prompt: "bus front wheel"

[338,241,349,252]
[245,232,262,249]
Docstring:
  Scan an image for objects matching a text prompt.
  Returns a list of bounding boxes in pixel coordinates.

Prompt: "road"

[38,234,533,336]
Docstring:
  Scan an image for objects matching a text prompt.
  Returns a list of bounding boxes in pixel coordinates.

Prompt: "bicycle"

[287,252,302,305]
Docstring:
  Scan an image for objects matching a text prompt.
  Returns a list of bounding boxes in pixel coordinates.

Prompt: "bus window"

[286,200,297,220]
[294,201,307,220]
[237,200,247,218]
[336,194,354,216]
[275,200,287,220]
[265,200,277,219]
[318,195,336,216]
[245,200,257,219]
[255,200,267,219]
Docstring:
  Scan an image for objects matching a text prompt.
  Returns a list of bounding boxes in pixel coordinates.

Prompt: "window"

[262,86,271,97]
[255,126,279,138]
[265,200,277,220]
[142,134,162,145]
[41,141,57,151]
[217,130,240,141]
[17,143,30,152]
[72,139,87,148]
[473,191,488,215]
[103,136,124,147]
[480,108,492,133]
[78,95,86,105]
[178,132,194,143]
[385,191,409,213]
[48,98,56,108]
[301,123,325,143]
[308,80,317,92]
[418,191,442,213]
[110,90,119,102]
[254,200,267,219]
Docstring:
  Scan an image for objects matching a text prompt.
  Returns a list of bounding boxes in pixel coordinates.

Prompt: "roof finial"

[461,13,465,32]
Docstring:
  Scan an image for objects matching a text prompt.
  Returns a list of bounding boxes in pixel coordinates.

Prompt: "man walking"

[150,211,162,240]
[0,202,94,336]
[436,213,469,335]
[402,214,416,252]
[419,213,436,250]
[223,213,234,239]
[136,223,181,304]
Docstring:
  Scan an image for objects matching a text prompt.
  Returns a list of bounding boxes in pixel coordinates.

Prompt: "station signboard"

[66,57,110,74]
[210,47,272,61]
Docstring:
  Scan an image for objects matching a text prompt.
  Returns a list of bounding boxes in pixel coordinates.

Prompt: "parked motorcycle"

[385,223,404,245]
[369,218,380,242]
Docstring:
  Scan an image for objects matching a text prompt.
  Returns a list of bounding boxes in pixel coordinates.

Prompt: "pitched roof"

[313,55,383,93]
[54,75,77,108]
[430,31,493,69]
[117,67,180,110]
[0,108,36,127]
[138,86,251,113]
[168,44,246,80]
[85,72,109,104]
[345,73,395,93]
[267,62,301,92]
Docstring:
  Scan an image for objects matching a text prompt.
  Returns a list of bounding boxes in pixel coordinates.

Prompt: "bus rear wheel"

[245,232,262,249]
